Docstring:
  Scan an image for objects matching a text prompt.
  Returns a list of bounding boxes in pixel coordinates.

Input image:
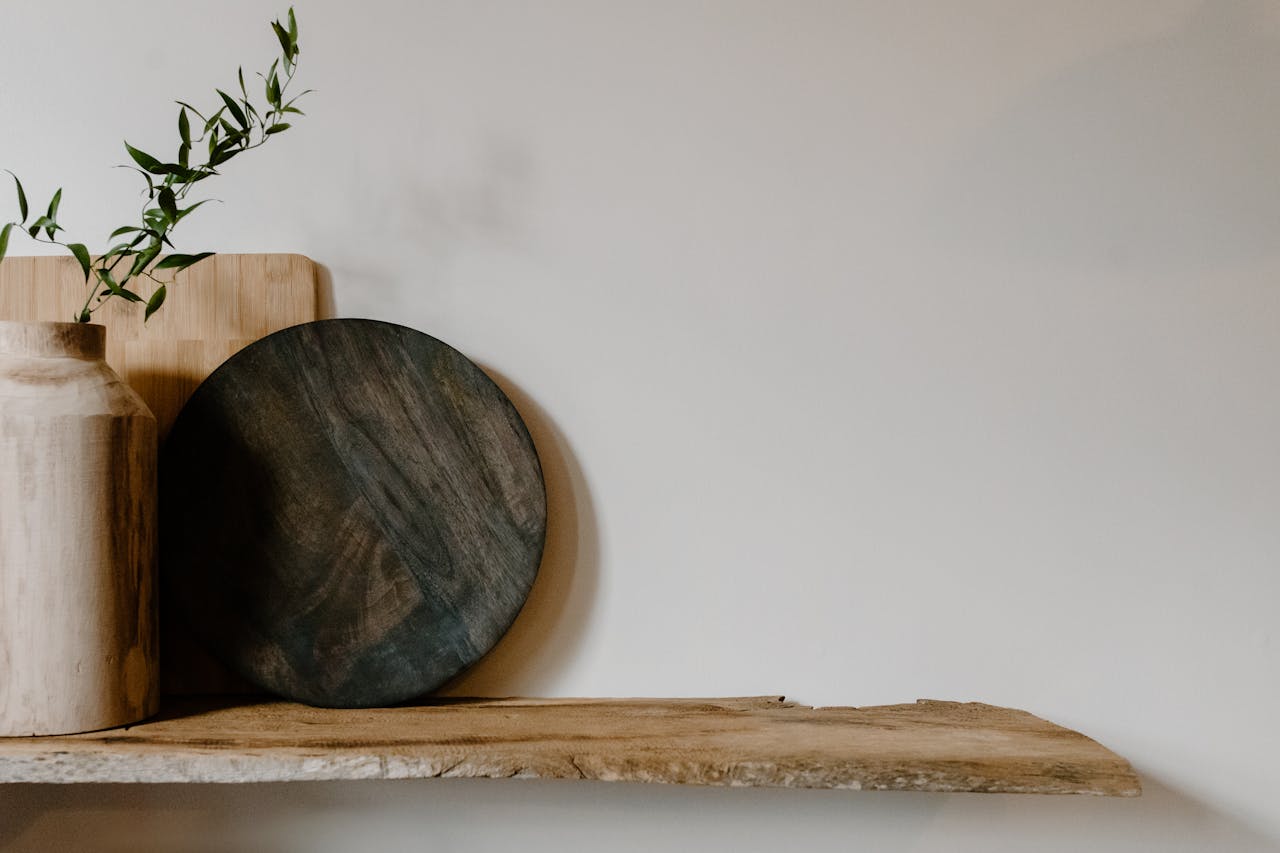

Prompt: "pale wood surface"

[0,254,321,436]
[0,696,1141,795]
[0,254,322,697]
[0,322,157,735]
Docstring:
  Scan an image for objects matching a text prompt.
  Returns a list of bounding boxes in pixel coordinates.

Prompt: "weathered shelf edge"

[0,696,1141,796]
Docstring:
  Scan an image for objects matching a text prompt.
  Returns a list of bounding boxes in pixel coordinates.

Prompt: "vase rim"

[0,320,106,360]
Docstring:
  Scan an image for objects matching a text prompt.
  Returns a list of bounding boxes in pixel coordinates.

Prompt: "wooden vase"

[0,321,158,736]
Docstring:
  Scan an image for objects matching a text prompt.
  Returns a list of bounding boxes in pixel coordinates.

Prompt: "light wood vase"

[0,321,158,736]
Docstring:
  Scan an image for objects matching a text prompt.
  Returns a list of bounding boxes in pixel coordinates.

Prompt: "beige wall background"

[2,1,1279,850]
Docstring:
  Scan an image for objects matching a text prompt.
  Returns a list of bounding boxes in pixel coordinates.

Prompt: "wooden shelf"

[0,696,1140,795]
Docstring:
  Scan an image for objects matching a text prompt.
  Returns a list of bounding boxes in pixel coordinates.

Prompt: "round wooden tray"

[161,319,546,707]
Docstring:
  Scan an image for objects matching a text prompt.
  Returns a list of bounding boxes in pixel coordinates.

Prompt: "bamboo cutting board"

[0,253,323,695]
[0,253,322,437]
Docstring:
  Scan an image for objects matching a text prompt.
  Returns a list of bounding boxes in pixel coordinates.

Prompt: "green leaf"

[265,123,291,135]
[67,242,91,281]
[218,117,242,140]
[143,208,167,232]
[100,242,136,261]
[158,187,178,222]
[7,172,28,223]
[153,251,214,271]
[174,198,215,222]
[262,58,280,92]
[272,20,293,60]
[125,142,164,174]
[155,163,198,181]
[128,243,161,278]
[179,141,190,168]
[28,216,59,238]
[209,138,242,166]
[282,90,314,112]
[288,7,298,44]
[217,90,247,130]
[109,225,143,239]
[117,165,158,198]
[0,222,12,263]
[96,267,142,302]
[129,160,196,184]
[280,105,305,115]
[144,284,167,321]
[179,107,191,147]
[44,188,62,238]
[238,66,247,100]
[267,71,281,107]
[203,109,225,136]
[176,100,206,122]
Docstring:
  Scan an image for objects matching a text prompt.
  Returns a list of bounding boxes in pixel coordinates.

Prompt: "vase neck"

[0,321,106,360]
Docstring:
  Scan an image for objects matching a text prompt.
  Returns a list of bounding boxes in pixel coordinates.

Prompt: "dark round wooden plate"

[161,319,546,708]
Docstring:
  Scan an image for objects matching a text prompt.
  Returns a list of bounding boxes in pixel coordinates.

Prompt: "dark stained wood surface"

[160,320,546,708]
[0,696,1141,795]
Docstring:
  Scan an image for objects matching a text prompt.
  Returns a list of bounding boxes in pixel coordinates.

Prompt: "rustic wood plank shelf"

[0,696,1140,795]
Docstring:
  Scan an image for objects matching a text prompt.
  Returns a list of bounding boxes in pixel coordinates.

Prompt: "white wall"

[3,1,1279,850]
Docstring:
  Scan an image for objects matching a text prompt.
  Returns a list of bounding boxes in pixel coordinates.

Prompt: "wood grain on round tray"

[160,319,546,708]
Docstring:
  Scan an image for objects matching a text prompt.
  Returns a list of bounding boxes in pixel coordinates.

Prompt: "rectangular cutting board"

[0,253,322,436]
[0,253,324,694]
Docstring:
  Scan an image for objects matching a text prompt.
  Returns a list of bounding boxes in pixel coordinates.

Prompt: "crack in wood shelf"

[0,696,1139,795]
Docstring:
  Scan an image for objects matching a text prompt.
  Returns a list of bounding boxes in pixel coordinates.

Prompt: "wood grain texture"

[0,322,158,736]
[0,253,322,697]
[0,696,1141,795]
[161,320,547,708]
[0,254,320,436]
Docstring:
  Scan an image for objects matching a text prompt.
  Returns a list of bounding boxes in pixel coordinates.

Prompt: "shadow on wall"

[437,364,601,697]
[314,263,338,321]
[929,0,1280,272]
[0,770,1276,852]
